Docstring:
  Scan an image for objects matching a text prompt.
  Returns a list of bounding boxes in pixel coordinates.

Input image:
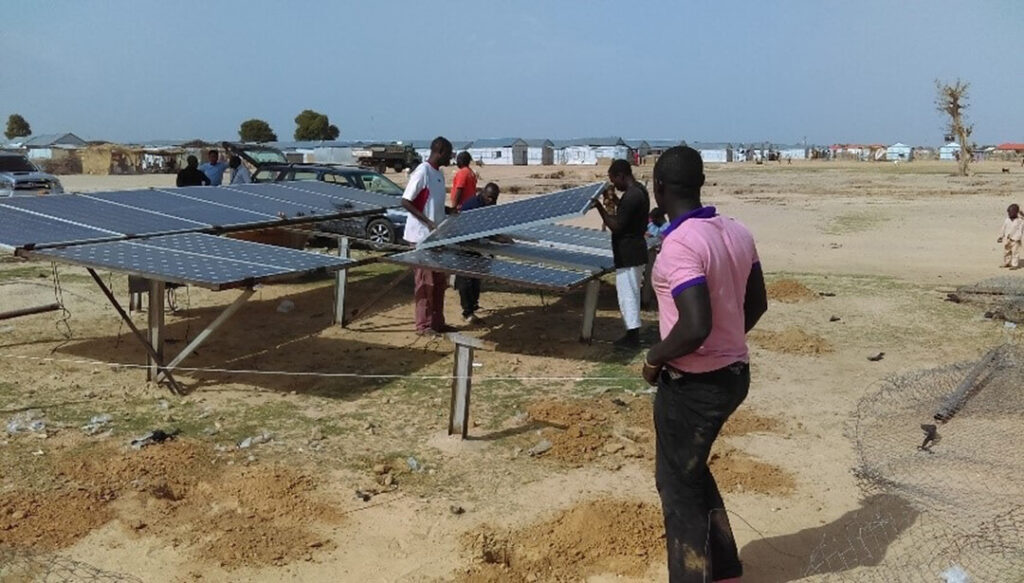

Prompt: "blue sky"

[2,0,1021,145]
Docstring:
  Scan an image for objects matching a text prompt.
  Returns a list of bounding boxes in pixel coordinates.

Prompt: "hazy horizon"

[3,1,1022,146]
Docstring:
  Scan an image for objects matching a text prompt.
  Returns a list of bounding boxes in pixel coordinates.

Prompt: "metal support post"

[158,288,256,381]
[449,344,474,438]
[580,279,600,343]
[334,237,350,326]
[445,332,494,439]
[148,279,165,382]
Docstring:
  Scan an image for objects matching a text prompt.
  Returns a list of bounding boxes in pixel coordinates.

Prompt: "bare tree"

[935,79,973,176]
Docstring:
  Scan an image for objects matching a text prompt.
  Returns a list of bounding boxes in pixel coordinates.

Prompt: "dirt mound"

[750,327,833,355]
[0,490,113,549]
[723,408,784,436]
[460,499,664,582]
[709,445,796,495]
[526,400,617,465]
[766,279,819,303]
[1,440,337,568]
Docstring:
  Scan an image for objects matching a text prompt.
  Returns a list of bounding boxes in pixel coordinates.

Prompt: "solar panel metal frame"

[382,247,595,291]
[18,233,353,290]
[418,183,606,249]
[459,240,615,273]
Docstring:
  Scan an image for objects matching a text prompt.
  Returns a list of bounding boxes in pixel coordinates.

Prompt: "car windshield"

[356,173,403,195]
[0,156,37,172]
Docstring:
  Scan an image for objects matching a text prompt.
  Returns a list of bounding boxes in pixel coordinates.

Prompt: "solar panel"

[460,240,615,273]
[511,224,611,251]
[0,194,206,236]
[155,185,364,221]
[418,183,605,249]
[84,189,276,228]
[0,208,118,250]
[383,248,593,291]
[272,180,402,209]
[24,233,351,290]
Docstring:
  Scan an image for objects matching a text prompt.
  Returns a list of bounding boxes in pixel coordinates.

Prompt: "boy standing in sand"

[642,146,767,583]
[997,203,1023,269]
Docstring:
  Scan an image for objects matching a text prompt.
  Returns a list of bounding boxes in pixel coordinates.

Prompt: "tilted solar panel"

[0,208,118,250]
[273,180,401,209]
[156,186,362,221]
[383,248,593,291]
[84,189,275,228]
[24,233,351,290]
[460,240,615,273]
[0,194,207,236]
[511,224,611,251]
[418,183,605,249]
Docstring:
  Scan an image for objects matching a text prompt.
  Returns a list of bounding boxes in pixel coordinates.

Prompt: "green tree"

[293,109,340,141]
[238,119,277,143]
[4,114,31,140]
[935,79,973,177]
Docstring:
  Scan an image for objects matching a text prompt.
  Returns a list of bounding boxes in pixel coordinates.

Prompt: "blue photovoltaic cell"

[85,189,276,228]
[28,233,352,289]
[158,186,357,220]
[0,207,117,250]
[0,194,205,236]
[383,248,592,290]
[272,180,401,209]
[511,224,611,251]
[224,183,381,214]
[418,183,605,249]
[461,240,614,273]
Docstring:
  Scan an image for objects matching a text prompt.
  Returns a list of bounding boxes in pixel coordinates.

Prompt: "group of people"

[401,137,766,581]
[175,150,251,187]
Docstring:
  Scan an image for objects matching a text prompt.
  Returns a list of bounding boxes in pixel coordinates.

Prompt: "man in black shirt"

[176,155,211,187]
[595,159,650,348]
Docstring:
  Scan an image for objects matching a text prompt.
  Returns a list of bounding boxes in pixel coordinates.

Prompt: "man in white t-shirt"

[401,136,454,336]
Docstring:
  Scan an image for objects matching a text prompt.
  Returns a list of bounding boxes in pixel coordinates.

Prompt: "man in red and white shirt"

[642,146,768,583]
[401,136,454,336]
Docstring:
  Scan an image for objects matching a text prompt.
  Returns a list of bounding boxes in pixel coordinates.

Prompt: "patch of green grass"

[574,359,644,394]
[821,211,889,235]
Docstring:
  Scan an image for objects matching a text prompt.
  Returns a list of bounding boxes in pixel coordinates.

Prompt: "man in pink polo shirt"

[641,146,768,583]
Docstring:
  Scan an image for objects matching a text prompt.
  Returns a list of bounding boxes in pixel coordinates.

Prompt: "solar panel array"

[461,240,615,273]
[26,233,351,290]
[418,183,605,249]
[511,224,611,252]
[383,248,594,291]
[0,182,393,251]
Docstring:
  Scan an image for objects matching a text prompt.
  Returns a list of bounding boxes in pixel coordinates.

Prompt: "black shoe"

[613,329,640,349]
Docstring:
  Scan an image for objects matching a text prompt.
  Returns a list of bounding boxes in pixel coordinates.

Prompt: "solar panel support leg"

[334,237,350,326]
[148,280,165,382]
[580,279,600,343]
[158,288,256,382]
[449,343,474,438]
[85,269,182,395]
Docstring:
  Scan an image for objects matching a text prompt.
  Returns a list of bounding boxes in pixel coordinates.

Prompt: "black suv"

[224,142,407,245]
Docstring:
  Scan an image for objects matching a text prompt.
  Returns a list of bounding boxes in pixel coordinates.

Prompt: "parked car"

[223,142,407,245]
[0,152,64,196]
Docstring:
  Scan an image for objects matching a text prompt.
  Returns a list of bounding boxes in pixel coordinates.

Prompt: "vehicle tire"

[391,162,404,173]
[366,218,396,246]
[376,163,387,174]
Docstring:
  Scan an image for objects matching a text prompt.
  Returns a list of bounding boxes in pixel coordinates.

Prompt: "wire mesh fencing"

[802,344,1023,581]
[951,276,1024,324]
[0,546,142,583]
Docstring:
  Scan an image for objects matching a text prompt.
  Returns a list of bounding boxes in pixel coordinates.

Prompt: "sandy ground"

[0,160,1021,582]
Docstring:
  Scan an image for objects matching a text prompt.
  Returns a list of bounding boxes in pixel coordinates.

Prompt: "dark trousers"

[454,276,481,318]
[654,362,749,583]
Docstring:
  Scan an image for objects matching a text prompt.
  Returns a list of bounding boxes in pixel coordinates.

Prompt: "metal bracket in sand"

[933,346,1001,423]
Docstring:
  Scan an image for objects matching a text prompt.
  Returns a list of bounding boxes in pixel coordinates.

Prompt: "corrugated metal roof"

[995,143,1024,150]
[524,139,553,147]
[469,138,527,148]
[17,133,87,148]
[570,137,626,147]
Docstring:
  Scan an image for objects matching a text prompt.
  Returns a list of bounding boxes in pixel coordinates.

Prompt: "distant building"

[625,139,651,161]
[524,139,554,166]
[939,142,961,161]
[468,138,528,166]
[886,143,913,162]
[993,143,1024,161]
[693,142,734,163]
[777,144,809,161]
[269,141,354,164]
[8,132,87,161]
